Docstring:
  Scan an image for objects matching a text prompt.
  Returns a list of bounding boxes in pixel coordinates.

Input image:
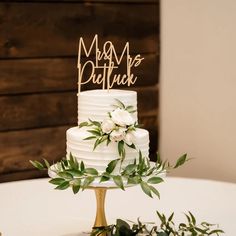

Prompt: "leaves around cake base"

[30,152,189,199]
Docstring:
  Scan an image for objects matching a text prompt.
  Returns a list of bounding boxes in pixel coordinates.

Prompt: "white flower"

[101,118,115,134]
[110,128,125,142]
[110,108,135,127]
[124,132,134,146]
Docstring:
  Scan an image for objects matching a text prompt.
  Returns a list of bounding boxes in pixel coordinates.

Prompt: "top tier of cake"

[77,89,138,124]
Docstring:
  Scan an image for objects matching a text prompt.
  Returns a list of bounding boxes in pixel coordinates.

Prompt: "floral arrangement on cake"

[79,99,138,162]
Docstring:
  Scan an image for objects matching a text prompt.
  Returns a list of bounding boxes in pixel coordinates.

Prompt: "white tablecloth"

[0,177,235,236]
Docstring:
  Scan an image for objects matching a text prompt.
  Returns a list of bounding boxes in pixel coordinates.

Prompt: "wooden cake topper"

[77,35,144,92]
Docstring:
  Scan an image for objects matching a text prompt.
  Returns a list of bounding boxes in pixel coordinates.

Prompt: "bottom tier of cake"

[66,126,150,174]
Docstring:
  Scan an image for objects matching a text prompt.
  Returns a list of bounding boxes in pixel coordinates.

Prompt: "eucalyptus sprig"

[91,211,224,236]
[30,152,188,198]
[79,119,110,150]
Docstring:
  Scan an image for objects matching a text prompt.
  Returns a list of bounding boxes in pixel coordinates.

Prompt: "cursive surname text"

[77,35,144,92]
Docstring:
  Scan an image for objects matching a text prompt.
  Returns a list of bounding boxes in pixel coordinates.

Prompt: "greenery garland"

[30,152,188,198]
[91,211,224,236]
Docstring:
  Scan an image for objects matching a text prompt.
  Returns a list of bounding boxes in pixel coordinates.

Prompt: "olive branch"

[30,152,188,198]
[91,211,224,236]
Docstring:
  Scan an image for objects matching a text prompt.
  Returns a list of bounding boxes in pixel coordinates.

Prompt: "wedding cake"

[66,89,149,174]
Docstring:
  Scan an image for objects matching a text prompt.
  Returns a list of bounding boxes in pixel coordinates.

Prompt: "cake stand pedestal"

[93,187,107,228]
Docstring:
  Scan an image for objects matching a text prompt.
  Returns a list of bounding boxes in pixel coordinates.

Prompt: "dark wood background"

[0,0,159,182]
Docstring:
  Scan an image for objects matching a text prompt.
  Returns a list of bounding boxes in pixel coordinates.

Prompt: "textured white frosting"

[77,89,138,124]
[65,89,149,174]
[66,127,149,173]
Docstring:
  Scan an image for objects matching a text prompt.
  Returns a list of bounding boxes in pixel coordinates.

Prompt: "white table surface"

[0,177,235,236]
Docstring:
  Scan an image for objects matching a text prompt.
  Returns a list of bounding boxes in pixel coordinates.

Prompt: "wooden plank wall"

[0,0,160,182]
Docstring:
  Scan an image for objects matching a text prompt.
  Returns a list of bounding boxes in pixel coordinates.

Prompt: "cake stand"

[87,170,166,235]
[88,180,132,235]
[49,164,165,235]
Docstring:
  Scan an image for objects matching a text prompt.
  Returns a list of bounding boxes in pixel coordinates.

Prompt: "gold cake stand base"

[94,187,107,228]
[91,187,109,236]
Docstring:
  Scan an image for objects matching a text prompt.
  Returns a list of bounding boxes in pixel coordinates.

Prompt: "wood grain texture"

[0,0,159,182]
[8,0,157,3]
[0,54,159,95]
[0,126,69,176]
[0,87,158,131]
[0,92,77,131]
[0,2,158,58]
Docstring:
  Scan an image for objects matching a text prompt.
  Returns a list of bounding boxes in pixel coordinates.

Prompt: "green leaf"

[116,219,131,230]
[55,181,70,190]
[209,229,224,235]
[43,159,50,169]
[85,168,98,176]
[114,98,125,109]
[100,135,108,143]
[83,136,97,140]
[168,212,174,222]
[113,176,124,190]
[80,161,85,172]
[71,179,81,194]
[66,169,82,177]
[156,152,162,164]
[88,119,101,127]
[72,184,81,194]
[82,176,95,190]
[69,153,79,170]
[149,185,160,199]
[118,141,125,159]
[100,175,110,182]
[147,177,164,184]
[58,171,73,180]
[106,138,111,146]
[140,182,152,198]
[93,138,101,150]
[189,211,196,225]
[30,160,45,170]
[127,176,141,185]
[138,150,142,163]
[184,213,191,224]
[88,130,101,136]
[49,178,65,185]
[62,158,69,167]
[126,143,136,150]
[79,121,88,128]
[123,164,136,175]
[125,105,134,111]
[156,211,166,224]
[129,109,137,113]
[106,159,119,174]
[179,223,187,229]
[195,227,208,234]
[174,153,188,168]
